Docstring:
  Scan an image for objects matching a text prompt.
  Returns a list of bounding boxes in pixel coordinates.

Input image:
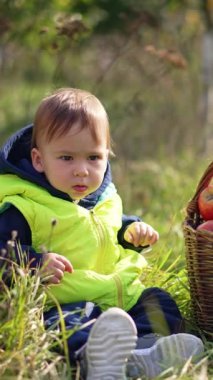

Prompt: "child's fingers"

[47,274,63,284]
[124,222,146,246]
[42,252,73,273]
[51,276,61,284]
[41,254,73,285]
[141,227,159,246]
[124,230,133,243]
[40,265,64,284]
[134,223,144,246]
[52,267,65,281]
[57,255,73,273]
[149,230,159,245]
[132,223,159,246]
[124,222,159,247]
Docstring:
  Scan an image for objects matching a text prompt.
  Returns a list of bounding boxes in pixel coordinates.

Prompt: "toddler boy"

[0,88,204,379]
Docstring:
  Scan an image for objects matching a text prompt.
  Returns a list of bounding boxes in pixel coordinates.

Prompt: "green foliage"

[0,0,194,43]
[0,0,207,157]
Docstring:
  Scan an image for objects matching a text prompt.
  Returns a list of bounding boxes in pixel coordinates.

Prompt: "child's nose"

[73,164,89,177]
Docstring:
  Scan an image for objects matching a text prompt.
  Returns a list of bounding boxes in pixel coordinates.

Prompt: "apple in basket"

[197,220,213,232]
[198,185,213,220]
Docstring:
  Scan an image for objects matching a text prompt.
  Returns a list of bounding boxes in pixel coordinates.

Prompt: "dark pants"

[44,287,185,363]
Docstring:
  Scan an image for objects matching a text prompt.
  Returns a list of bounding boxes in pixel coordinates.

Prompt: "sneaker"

[127,333,204,379]
[85,307,137,380]
[136,333,162,349]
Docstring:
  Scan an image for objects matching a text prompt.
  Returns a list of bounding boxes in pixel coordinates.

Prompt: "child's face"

[31,125,109,200]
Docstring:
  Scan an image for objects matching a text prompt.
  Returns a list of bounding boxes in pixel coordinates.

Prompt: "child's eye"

[89,155,100,161]
[60,156,73,161]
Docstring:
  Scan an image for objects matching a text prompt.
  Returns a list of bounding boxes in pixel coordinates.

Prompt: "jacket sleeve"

[118,214,144,252]
[0,205,43,270]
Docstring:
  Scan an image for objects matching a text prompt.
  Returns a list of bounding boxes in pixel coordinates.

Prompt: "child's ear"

[31,148,44,173]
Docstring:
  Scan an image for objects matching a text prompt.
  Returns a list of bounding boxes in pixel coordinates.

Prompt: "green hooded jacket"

[0,174,147,311]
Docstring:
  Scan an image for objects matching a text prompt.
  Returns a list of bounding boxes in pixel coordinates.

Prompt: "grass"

[0,252,71,379]
[0,154,213,379]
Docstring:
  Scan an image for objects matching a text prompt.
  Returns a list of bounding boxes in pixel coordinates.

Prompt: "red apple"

[198,185,213,220]
[197,220,213,232]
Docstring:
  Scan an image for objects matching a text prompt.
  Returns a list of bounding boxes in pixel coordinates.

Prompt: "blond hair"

[32,88,112,151]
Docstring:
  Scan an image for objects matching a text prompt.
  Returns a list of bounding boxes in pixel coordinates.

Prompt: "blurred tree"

[0,0,199,47]
[0,0,209,158]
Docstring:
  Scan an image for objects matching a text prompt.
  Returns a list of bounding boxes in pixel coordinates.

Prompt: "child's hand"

[124,222,159,247]
[40,252,73,284]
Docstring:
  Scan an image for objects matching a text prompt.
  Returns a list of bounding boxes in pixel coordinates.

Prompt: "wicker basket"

[183,161,213,339]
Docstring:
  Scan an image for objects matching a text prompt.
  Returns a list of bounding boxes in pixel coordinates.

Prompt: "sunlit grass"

[0,252,72,380]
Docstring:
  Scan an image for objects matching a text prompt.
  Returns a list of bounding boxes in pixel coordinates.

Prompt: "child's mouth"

[73,185,88,193]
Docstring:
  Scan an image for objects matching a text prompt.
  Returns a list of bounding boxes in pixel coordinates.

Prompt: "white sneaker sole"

[86,307,137,380]
[129,333,204,379]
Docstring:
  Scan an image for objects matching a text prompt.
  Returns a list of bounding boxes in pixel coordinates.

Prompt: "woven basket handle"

[186,161,213,218]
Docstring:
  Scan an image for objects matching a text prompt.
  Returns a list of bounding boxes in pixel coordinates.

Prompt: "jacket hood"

[0,125,112,209]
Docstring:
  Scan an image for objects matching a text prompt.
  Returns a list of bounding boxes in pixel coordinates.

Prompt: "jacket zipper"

[90,209,105,255]
[114,274,123,309]
[90,209,123,308]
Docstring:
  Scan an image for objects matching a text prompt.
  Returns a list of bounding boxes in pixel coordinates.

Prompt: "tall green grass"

[0,155,213,379]
[0,246,71,380]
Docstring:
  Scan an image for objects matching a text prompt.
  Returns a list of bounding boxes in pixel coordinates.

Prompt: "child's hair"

[32,88,112,152]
